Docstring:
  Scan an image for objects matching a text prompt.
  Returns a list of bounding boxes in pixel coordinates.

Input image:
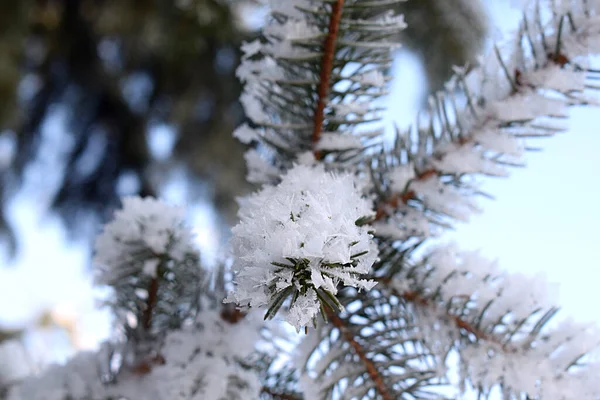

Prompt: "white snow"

[225,164,378,330]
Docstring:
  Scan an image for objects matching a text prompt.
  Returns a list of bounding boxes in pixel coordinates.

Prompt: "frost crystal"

[226,164,378,330]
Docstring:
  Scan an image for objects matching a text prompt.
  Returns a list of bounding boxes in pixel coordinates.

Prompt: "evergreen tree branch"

[234,0,404,183]
[6,310,264,400]
[296,289,447,399]
[261,387,303,400]
[312,0,345,160]
[378,244,600,397]
[142,277,159,332]
[371,3,600,243]
[391,286,497,345]
[229,1,600,399]
[326,309,394,400]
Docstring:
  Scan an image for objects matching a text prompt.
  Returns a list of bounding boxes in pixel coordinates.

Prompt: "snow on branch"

[7,311,263,400]
[294,288,448,400]
[94,196,204,339]
[389,244,600,398]
[229,1,600,398]
[92,196,211,385]
[225,164,378,331]
[372,0,600,244]
[12,1,600,399]
[234,0,405,183]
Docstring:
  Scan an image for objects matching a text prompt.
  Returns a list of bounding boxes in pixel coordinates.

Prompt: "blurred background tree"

[0,0,257,258]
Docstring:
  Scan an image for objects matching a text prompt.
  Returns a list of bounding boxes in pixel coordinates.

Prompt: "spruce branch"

[227,1,600,399]
[372,2,600,243]
[312,0,345,160]
[7,310,264,400]
[142,277,160,332]
[296,289,448,399]
[234,0,404,182]
[388,286,497,346]
[91,196,207,381]
[325,308,394,400]
[377,244,600,398]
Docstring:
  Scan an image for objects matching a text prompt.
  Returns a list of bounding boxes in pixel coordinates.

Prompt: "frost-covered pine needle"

[225,164,378,330]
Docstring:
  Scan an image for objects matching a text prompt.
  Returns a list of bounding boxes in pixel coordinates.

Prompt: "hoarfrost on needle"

[225,164,378,330]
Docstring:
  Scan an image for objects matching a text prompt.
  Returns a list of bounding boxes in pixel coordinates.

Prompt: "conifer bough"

[5,0,600,399]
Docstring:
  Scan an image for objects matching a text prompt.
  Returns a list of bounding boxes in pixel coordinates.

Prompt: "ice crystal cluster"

[226,164,378,329]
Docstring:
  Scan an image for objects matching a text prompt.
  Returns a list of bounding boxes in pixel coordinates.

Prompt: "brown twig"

[220,303,247,324]
[312,0,345,160]
[260,387,302,400]
[399,290,494,343]
[374,276,497,344]
[142,278,159,331]
[375,168,439,221]
[326,310,393,400]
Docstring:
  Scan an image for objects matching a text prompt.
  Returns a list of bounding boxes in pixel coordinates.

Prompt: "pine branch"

[378,244,600,397]
[6,311,264,400]
[234,0,404,183]
[374,168,438,221]
[326,309,394,400]
[395,288,496,345]
[312,0,345,160]
[261,387,303,400]
[371,3,600,243]
[228,1,600,399]
[142,277,159,332]
[296,289,446,399]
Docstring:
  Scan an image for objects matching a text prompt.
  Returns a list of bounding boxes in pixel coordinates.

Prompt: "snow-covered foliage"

[8,0,600,399]
[93,196,203,337]
[371,1,600,247]
[7,310,262,400]
[6,349,108,400]
[391,245,600,398]
[94,196,198,281]
[225,164,378,330]
[294,289,445,400]
[234,0,405,182]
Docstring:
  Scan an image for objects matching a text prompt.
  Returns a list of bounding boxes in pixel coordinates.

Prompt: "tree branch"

[142,278,159,331]
[374,40,580,221]
[312,0,345,160]
[375,168,439,220]
[261,387,302,400]
[326,310,393,400]
[398,289,495,343]
[220,303,247,324]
